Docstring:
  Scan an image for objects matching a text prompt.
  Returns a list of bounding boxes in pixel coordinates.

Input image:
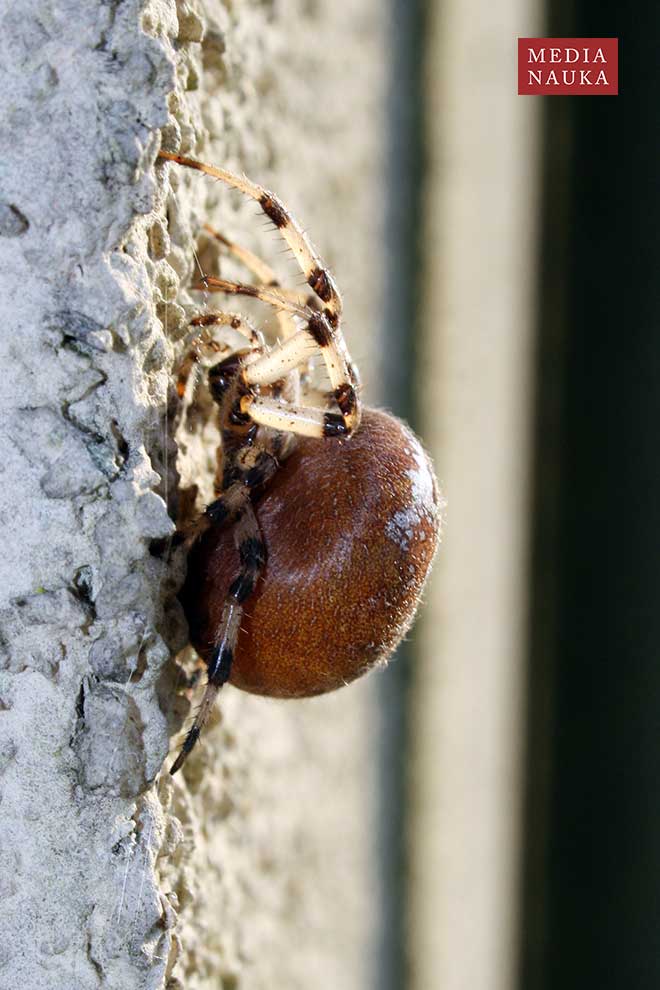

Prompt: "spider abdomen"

[181,408,443,697]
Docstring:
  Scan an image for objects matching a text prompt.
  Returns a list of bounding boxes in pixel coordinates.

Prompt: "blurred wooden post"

[409,3,542,988]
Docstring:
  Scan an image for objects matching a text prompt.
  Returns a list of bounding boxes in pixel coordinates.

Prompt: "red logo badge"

[518,38,618,95]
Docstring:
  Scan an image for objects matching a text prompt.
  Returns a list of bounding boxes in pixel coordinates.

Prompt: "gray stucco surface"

[0,1,386,986]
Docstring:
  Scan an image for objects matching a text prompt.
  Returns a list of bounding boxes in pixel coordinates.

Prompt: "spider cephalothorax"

[159,150,442,774]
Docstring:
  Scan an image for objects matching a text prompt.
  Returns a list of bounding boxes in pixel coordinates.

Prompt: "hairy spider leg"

[170,502,266,774]
[205,447,279,526]
[204,224,278,285]
[204,223,318,314]
[204,224,300,345]
[192,276,313,321]
[159,151,369,770]
[159,151,343,318]
[190,310,265,346]
[173,363,284,772]
[194,277,360,437]
[204,224,318,390]
[159,151,361,436]
[176,312,264,400]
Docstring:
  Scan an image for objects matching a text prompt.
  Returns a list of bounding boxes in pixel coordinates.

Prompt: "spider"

[158,150,442,775]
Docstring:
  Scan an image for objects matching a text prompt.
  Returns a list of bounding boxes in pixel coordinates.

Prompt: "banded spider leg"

[159,150,362,438]
[159,148,364,771]
[169,501,266,774]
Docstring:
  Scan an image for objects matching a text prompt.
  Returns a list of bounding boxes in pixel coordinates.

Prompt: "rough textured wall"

[0,0,386,988]
[0,1,182,987]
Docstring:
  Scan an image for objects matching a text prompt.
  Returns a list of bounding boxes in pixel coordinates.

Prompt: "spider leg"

[173,432,283,551]
[192,276,312,321]
[170,503,266,774]
[241,395,349,439]
[203,227,319,389]
[203,224,318,309]
[204,225,283,292]
[159,151,361,433]
[205,448,279,525]
[194,277,359,435]
[175,312,263,401]
[205,223,276,284]
[203,225,305,343]
[189,311,265,346]
[243,318,359,434]
[159,151,343,321]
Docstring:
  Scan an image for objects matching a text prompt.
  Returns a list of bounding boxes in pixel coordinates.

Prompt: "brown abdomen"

[180,408,443,697]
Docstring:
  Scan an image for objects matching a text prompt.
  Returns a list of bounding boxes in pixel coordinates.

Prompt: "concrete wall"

[0,1,388,987]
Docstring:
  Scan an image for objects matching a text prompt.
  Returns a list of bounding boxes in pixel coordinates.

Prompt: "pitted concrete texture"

[0,0,387,987]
